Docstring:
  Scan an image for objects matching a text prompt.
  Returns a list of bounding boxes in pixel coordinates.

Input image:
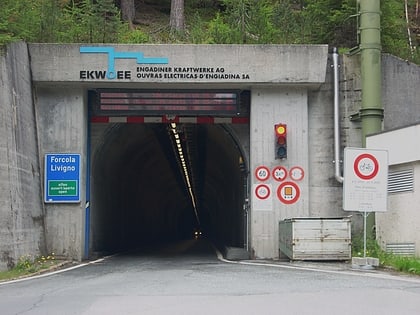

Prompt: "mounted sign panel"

[343,147,388,212]
[91,89,250,117]
[45,154,81,203]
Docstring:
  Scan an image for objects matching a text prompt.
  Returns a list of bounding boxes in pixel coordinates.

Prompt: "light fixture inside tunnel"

[170,123,201,227]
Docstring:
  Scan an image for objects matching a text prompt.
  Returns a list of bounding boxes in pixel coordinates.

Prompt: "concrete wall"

[377,162,420,257]
[250,87,310,258]
[362,56,420,257]
[0,42,45,270]
[28,44,328,85]
[367,125,420,256]
[309,54,359,219]
[28,44,328,260]
[0,43,419,268]
[34,86,87,261]
[382,54,420,130]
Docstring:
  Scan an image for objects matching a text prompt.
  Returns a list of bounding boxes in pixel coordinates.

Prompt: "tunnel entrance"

[88,89,250,256]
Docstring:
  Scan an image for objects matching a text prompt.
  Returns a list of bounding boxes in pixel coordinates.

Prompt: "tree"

[120,0,135,29]
[170,0,185,34]
[61,0,123,43]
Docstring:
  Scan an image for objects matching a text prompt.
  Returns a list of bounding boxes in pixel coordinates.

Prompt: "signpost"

[343,147,388,260]
[45,154,81,203]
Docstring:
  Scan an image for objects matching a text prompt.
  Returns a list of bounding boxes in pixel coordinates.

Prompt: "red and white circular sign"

[289,166,305,181]
[277,181,300,204]
[255,184,271,200]
[255,166,270,181]
[272,166,288,181]
[353,153,379,180]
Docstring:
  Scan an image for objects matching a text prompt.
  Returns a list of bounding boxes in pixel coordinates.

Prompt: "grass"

[0,253,64,282]
[352,236,420,276]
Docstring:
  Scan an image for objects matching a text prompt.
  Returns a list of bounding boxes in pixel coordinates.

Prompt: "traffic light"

[274,123,287,159]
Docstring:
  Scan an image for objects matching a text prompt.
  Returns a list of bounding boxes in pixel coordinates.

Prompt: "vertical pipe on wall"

[359,0,384,146]
[333,48,344,183]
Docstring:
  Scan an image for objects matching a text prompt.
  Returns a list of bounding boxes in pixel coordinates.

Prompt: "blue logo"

[80,46,168,79]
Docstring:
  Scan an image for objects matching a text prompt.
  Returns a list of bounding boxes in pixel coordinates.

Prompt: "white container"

[279,217,351,260]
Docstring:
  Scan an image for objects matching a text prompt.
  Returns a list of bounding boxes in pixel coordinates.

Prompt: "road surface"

[1,240,420,315]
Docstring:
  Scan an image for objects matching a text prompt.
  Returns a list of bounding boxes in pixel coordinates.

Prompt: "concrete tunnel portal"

[90,117,249,255]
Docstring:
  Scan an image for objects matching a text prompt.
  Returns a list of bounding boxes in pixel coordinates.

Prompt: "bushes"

[1,1,418,63]
[352,236,420,275]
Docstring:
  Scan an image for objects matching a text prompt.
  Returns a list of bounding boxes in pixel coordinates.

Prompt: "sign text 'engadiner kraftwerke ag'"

[79,46,250,81]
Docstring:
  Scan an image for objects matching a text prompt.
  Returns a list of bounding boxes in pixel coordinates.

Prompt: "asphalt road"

[1,240,420,315]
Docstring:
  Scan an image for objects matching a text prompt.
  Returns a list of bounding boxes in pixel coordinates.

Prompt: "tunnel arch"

[89,122,249,255]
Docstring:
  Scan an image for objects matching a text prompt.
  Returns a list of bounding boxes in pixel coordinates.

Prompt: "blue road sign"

[45,154,81,203]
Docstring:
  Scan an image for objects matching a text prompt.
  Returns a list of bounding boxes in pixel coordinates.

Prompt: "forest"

[1,0,419,64]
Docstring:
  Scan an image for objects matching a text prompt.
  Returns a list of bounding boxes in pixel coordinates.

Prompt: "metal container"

[279,217,351,260]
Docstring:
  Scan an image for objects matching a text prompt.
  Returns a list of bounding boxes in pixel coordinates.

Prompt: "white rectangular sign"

[253,184,273,211]
[343,147,388,212]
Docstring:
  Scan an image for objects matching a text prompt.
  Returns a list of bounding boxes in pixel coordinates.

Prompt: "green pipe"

[359,0,383,237]
[359,0,383,146]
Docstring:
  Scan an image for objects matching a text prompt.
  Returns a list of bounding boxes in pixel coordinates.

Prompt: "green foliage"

[271,1,301,44]
[392,256,420,275]
[0,0,418,64]
[120,29,150,44]
[381,0,419,63]
[0,0,43,44]
[60,0,125,43]
[15,253,56,273]
[206,12,241,44]
[91,0,123,43]
[299,0,357,46]
[37,0,65,42]
[0,253,58,281]
[352,236,420,275]
[1,0,126,45]
[219,0,278,44]
[188,12,209,44]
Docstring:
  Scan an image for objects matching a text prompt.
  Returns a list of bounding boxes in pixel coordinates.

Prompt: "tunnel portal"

[90,91,249,255]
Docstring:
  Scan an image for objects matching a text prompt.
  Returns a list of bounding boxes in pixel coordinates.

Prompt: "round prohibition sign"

[272,166,288,181]
[255,166,270,181]
[277,181,300,204]
[353,153,379,180]
[255,184,271,200]
[289,166,305,181]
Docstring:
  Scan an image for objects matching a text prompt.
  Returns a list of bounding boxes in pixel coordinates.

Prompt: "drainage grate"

[386,243,415,256]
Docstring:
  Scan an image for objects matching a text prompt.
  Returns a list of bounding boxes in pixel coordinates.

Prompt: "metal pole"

[363,211,367,258]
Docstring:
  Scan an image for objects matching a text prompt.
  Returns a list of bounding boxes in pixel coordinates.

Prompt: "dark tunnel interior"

[90,122,248,255]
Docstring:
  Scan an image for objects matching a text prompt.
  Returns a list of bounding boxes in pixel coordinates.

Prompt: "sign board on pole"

[343,148,388,212]
[45,154,81,203]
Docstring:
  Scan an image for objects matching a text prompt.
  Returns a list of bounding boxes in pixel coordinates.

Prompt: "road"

[1,240,420,315]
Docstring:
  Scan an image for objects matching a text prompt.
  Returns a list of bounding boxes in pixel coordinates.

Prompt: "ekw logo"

[79,46,168,79]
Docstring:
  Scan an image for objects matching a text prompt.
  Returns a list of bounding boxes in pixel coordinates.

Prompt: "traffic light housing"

[275,123,287,159]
